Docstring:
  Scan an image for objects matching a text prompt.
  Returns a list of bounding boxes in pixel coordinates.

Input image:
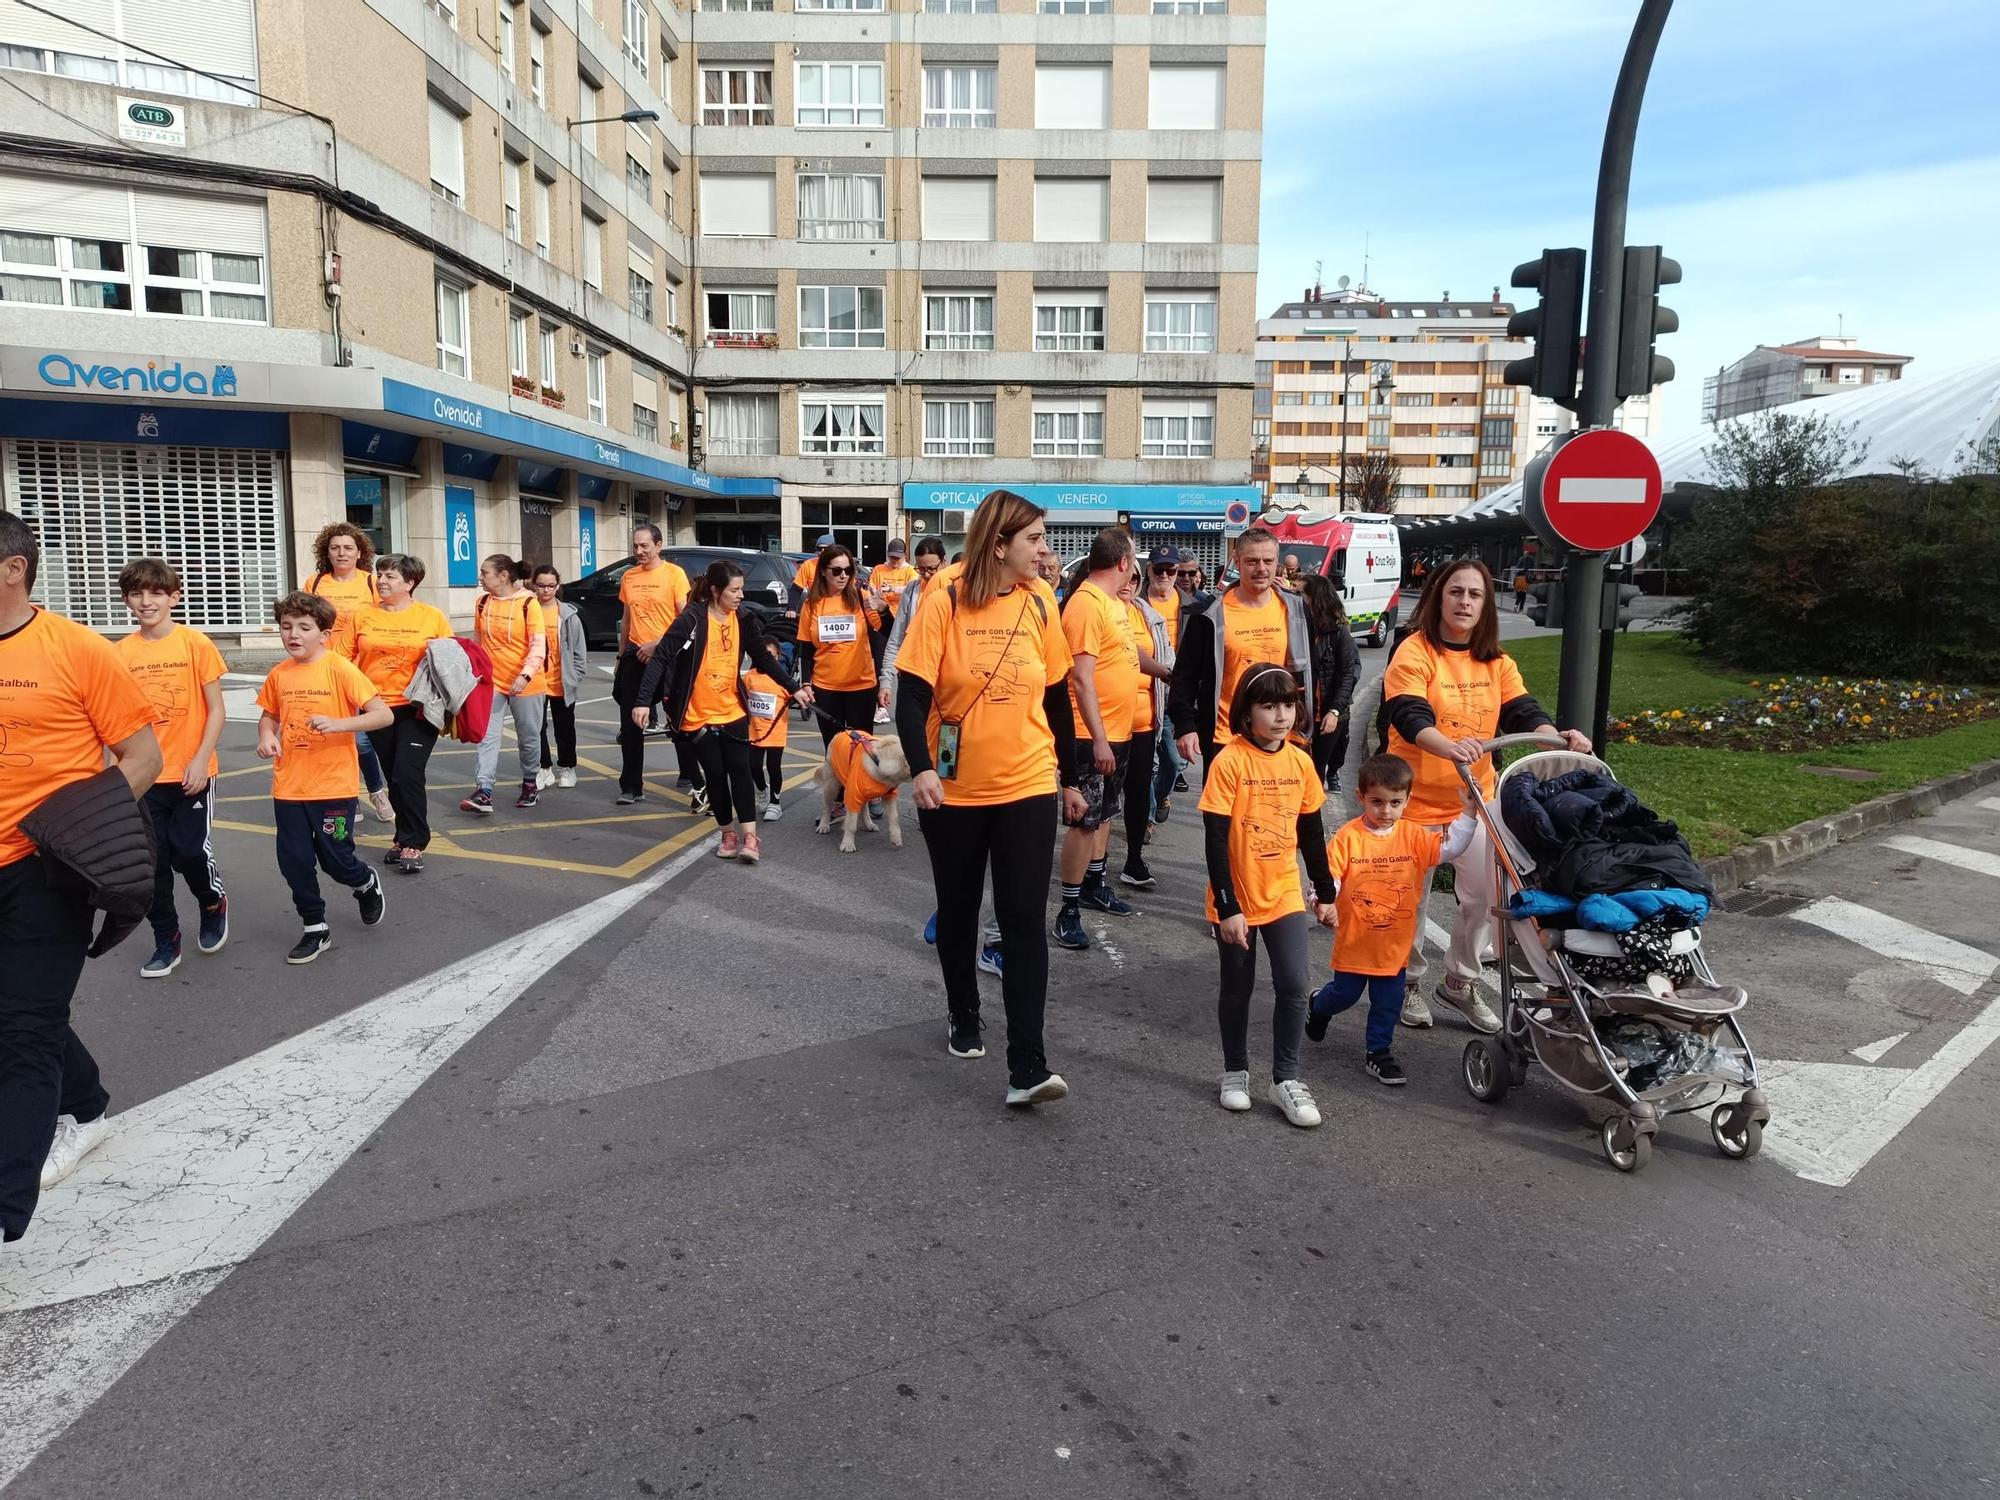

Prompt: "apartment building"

[1701,334,1912,424]
[1252,284,1654,519]
[0,0,1262,645]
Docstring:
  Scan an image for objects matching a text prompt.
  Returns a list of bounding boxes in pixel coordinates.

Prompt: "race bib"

[818,613,858,644]
[747,690,780,719]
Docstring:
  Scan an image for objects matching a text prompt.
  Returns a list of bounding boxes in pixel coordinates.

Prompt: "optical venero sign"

[35,353,240,397]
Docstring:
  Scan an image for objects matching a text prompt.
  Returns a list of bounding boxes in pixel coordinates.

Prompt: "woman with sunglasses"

[1144,548,1192,820]
[794,544,884,750]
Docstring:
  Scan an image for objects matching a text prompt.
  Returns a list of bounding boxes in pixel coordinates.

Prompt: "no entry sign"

[1529,428,1662,552]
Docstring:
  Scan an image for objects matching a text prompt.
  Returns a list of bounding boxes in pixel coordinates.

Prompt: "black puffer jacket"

[21,766,157,956]
[1501,766,1712,900]
[1310,618,1361,720]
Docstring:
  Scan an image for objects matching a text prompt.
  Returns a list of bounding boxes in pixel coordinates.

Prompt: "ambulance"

[1258,513,1404,646]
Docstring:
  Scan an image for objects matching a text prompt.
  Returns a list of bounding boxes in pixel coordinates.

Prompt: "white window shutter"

[1034,65,1108,129]
[632,367,657,410]
[0,0,116,55]
[121,0,258,81]
[1147,178,1219,242]
[427,97,465,198]
[132,190,266,255]
[0,171,131,239]
[1034,178,1107,243]
[1148,66,1223,130]
[922,178,994,241]
[700,174,775,236]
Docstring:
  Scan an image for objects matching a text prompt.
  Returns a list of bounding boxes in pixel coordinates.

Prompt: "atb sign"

[1526,428,1661,553]
[117,96,186,147]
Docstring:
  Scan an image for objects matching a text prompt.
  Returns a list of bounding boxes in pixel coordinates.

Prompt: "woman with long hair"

[1300,572,1361,794]
[464,553,546,816]
[635,559,809,862]
[308,521,393,824]
[1382,558,1588,1031]
[350,554,453,873]
[794,544,883,749]
[894,490,1084,1108]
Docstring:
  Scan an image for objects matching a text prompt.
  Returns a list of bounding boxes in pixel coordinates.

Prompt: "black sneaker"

[287,925,332,965]
[382,844,407,866]
[1328,774,1343,794]
[399,849,425,874]
[515,781,538,809]
[1080,883,1135,916]
[1119,859,1156,890]
[460,788,493,816]
[355,874,386,927]
[1304,1006,1331,1043]
[1174,773,1189,793]
[616,790,646,806]
[947,1014,985,1059]
[1365,1051,1407,1087]
[197,898,229,954]
[1053,903,1090,950]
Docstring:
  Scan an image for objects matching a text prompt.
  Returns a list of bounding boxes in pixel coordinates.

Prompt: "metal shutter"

[428,97,465,200]
[1033,65,1107,129]
[0,171,131,240]
[699,174,775,236]
[1044,524,1099,566]
[1147,179,1219,243]
[1033,178,1106,243]
[120,0,258,81]
[1147,66,1223,130]
[8,438,286,632]
[0,0,116,54]
[132,189,266,255]
[922,177,994,241]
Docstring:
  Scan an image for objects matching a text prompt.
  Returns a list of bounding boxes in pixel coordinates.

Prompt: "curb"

[1699,758,2000,893]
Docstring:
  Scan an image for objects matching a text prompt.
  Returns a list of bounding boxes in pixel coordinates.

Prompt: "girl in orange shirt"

[794,544,883,753]
[465,554,547,816]
[307,521,394,825]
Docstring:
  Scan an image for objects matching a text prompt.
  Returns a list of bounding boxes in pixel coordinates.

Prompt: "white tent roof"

[1410,357,2000,528]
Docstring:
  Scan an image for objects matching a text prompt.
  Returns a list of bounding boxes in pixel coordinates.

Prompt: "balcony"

[706,331,779,350]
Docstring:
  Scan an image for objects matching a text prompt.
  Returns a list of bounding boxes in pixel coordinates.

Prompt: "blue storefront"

[899,482,1260,577]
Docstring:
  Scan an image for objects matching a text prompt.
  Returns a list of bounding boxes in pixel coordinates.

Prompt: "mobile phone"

[936,720,962,781]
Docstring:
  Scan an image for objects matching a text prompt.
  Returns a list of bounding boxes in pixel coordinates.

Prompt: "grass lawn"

[1499,633,2000,858]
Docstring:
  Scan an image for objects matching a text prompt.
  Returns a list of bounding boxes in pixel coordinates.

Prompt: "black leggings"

[689,726,757,827]
[1216,910,1312,1082]
[1311,722,1350,787]
[751,746,786,797]
[813,686,876,748]
[371,703,440,851]
[918,795,1057,1087]
[1123,725,1157,857]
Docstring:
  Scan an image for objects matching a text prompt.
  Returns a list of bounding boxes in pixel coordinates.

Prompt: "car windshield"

[1278,544,1331,576]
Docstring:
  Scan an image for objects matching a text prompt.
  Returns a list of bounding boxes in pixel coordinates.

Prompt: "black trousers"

[689,726,757,827]
[1198,737,1220,787]
[813,687,877,749]
[751,747,787,797]
[1122,725,1158,861]
[612,650,647,796]
[540,695,577,769]
[1311,722,1351,787]
[918,795,1057,1087]
[371,703,440,851]
[143,782,224,943]
[0,855,106,1241]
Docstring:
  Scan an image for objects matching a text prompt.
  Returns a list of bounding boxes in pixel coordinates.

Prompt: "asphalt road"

[4,654,1997,1499]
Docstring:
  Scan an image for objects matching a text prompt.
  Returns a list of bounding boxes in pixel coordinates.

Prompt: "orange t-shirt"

[1147,586,1181,648]
[254,652,379,802]
[872,562,918,617]
[1213,588,1292,743]
[477,592,547,697]
[544,619,563,696]
[116,624,227,783]
[620,561,690,650]
[683,610,747,731]
[351,602,453,708]
[1197,736,1325,926]
[1382,634,1530,825]
[0,609,160,867]
[793,557,819,592]
[1125,599,1155,735]
[798,595,880,692]
[744,668,790,750]
[899,581,1072,808]
[1325,816,1450,976]
[309,570,377,659]
[1063,580,1139,743]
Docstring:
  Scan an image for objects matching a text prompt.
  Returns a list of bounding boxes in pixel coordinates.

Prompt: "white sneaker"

[369,788,394,824]
[1435,978,1502,1034]
[535,766,555,790]
[1218,1070,1253,1112]
[763,799,783,822]
[1400,990,1434,1028]
[40,1112,111,1190]
[1004,1073,1070,1107]
[1269,1078,1323,1129]
[556,767,577,789]
[873,705,892,724]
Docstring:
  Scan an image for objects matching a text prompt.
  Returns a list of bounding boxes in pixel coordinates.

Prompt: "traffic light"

[1616,245,1680,397]
[1503,248,1586,407]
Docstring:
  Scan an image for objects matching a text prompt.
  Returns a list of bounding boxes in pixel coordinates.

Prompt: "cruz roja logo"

[39,353,238,397]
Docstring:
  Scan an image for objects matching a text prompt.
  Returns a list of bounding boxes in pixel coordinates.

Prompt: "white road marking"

[1977,797,2000,814]
[1556,476,1649,505]
[0,841,711,1491]
[1850,1032,1909,1064]
[1884,834,2000,881]
[1789,897,1998,996]
[1092,920,1125,972]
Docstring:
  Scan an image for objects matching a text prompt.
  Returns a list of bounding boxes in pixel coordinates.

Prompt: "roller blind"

[133,190,265,255]
[1147,178,1218,243]
[428,96,465,198]
[632,367,657,409]
[1148,65,1222,130]
[0,172,130,239]
[0,0,116,55]
[1033,65,1107,129]
[1033,178,1106,243]
[699,174,775,236]
[122,0,258,81]
[923,177,994,241]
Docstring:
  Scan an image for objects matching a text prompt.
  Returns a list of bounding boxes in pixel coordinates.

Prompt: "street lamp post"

[564,106,661,305]
[1299,364,1394,512]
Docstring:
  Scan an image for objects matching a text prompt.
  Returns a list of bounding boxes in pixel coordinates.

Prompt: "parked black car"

[562,546,795,649]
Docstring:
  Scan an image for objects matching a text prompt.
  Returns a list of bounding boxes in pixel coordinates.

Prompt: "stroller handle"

[1451,730,1570,789]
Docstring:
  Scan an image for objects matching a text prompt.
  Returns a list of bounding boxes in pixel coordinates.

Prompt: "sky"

[1255,0,2000,436]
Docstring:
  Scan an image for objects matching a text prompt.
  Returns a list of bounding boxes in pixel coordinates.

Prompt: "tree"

[1340,451,1402,513]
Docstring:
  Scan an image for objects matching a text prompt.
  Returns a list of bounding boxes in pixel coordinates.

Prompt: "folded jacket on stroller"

[1500,767,1713,900]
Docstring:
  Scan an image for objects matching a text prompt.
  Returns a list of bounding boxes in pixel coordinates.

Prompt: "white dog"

[815,730,912,853]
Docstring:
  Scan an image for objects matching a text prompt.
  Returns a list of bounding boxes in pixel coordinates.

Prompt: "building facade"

[0,0,1263,644]
[1701,335,1912,425]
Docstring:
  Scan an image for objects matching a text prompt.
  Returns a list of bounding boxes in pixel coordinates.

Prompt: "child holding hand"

[1305,754,1478,1085]
[1198,663,1339,1129]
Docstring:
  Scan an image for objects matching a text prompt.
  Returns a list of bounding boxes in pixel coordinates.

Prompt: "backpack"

[452,635,496,744]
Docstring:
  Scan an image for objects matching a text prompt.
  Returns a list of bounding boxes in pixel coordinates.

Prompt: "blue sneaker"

[923,910,938,945]
[977,941,1004,977]
[1080,883,1135,916]
[1054,904,1090,951]
[197,897,228,954]
[140,934,181,978]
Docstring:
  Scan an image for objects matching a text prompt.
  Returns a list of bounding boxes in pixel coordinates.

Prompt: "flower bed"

[1610,677,1997,752]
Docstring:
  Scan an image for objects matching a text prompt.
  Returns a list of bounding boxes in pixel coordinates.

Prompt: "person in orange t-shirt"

[255,591,393,964]
[612,524,693,802]
[743,663,792,822]
[467,554,548,815]
[306,521,394,824]
[350,553,454,871]
[1304,754,1477,1087]
[0,513,164,1237]
[1196,663,1338,1130]
[794,544,883,751]
[115,557,229,975]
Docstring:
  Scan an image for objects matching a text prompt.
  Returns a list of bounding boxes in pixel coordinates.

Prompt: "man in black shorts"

[1054,529,1140,950]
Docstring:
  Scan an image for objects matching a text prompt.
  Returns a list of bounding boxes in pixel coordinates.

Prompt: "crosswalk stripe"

[1789,896,1997,997]
[1885,834,2000,880]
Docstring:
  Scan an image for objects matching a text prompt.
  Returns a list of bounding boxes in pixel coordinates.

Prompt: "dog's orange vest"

[830,731,897,815]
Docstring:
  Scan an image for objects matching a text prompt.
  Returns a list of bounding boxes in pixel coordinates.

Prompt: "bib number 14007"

[818,615,857,644]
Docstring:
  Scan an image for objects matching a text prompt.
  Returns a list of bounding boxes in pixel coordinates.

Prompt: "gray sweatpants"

[1216,910,1312,1082]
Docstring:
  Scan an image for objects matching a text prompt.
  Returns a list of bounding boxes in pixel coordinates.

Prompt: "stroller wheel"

[1601,1115,1653,1173]
[1462,1038,1511,1104]
[1710,1102,1764,1160]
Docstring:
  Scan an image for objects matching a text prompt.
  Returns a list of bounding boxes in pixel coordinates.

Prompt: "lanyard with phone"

[936,583,1036,782]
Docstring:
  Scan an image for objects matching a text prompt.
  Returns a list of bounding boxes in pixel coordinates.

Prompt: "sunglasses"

[1176,569,1198,578]
[1151,564,1177,574]
[826,565,853,576]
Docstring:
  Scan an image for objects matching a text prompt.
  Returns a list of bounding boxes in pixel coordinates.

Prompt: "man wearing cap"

[868,539,920,718]
[794,533,836,594]
[1142,547,1192,820]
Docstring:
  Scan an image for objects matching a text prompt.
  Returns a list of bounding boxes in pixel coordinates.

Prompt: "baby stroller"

[1453,733,1771,1173]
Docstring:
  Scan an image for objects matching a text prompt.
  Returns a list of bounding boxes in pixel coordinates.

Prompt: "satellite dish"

[1337,275,1351,290]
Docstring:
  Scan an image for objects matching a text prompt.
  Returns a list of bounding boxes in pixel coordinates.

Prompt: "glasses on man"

[1176,568,1198,579]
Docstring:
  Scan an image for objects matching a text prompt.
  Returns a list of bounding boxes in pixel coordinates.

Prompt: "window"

[1368,417,1390,442]
[498,2,516,80]
[1147,178,1219,242]
[586,349,606,423]
[633,401,658,442]
[700,173,776,236]
[705,288,777,344]
[426,0,456,21]
[582,215,602,289]
[0,233,130,312]
[140,245,267,321]
[1479,451,1513,477]
[1034,291,1105,351]
[509,307,531,378]
[539,323,559,387]
[663,281,679,328]
[924,398,995,456]
[504,160,523,241]
[1148,66,1223,129]
[801,393,886,455]
[926,0,997,9]
[435,277,469,376]
[622,0,647,72]
[796,62,884,125]
[1839,366,1862,385]
[707,392,778,455]
[701,67,773,125]
[924,292,995,350]
[534,175,552,255]
[702,0,774,8]
[799,0,885,8]
[578,77,601,156]
[923,65,995,127]
[1142,398,1215,458]
[1274,391,1302,405]
[1144,293,1217,353]
[1034,178,1107,242]
[626,154,651,200]
[629,265,654,321]
[427,96,464,203]
[1035,65,1109,129]
[529,28,545,106]
[797,173,884,240]
[1153,0,1225,10]
[799,285,885,348]
[1040,0,1109,11]
[1033,398,1105,457]
[1481,417,1512,445]
[922,177,995,241]
[1482,386,1513,411]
